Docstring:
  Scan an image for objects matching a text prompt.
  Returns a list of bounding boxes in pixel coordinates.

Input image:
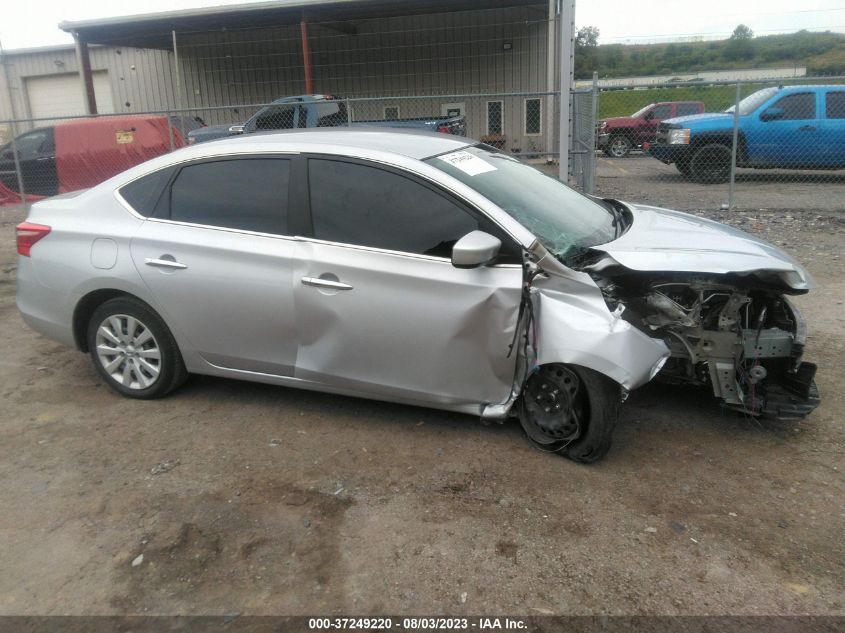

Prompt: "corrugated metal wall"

[175,4,555,147]
[0,45,176,122]
[1,4,557,150]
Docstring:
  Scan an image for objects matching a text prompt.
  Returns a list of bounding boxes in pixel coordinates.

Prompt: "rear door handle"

[145,257,188,270]
[799,125,816,132]
[301,276,353,290]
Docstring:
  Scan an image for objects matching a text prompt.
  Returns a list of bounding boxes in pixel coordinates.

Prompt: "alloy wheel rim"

[95,314,162,390]
[610,138,629,157]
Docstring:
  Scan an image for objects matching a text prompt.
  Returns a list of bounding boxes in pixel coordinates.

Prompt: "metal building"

[7,0,560,153]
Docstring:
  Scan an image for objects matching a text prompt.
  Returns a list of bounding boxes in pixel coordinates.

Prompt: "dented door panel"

[292,239,522,409]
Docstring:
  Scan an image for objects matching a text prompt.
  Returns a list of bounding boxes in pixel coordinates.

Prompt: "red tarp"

[55,115,184,192]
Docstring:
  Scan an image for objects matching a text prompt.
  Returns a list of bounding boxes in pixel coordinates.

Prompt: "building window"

[384,106,400,120]
[524,98,541,135]
[487,101,503,135]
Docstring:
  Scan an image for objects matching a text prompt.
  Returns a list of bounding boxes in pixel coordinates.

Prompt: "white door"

[25,71,115,119]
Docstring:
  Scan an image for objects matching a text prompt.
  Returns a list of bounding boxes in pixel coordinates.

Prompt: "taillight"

[437,125,450,134]
[16,222,51,257]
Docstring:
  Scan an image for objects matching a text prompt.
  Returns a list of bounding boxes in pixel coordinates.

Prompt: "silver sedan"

[16,129,819,462]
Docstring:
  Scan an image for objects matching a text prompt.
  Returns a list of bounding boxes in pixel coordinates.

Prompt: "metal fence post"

[558,0,575,182]
[346,97,352,124]
[8,120,26,205]
[728,81,741,210]
[586,71,598,194]
[172,31,186,142]
[166,109,175,151]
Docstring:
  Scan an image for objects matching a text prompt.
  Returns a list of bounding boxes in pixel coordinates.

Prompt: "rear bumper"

[16,256,76,348]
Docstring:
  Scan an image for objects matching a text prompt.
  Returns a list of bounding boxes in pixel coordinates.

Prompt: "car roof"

[194,128,474,161]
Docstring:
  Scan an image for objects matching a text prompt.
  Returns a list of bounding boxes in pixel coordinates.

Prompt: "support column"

[558,0,575,182]
[545,0,556,163]
[73,32,97,115]
[300,17,314,94]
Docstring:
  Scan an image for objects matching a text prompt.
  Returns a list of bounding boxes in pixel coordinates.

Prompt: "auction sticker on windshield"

[437,151,497,176]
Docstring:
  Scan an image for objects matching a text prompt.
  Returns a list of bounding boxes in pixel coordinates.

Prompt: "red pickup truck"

[597,101,705,157]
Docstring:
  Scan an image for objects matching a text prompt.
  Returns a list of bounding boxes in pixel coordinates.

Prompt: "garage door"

[25,72,115,120]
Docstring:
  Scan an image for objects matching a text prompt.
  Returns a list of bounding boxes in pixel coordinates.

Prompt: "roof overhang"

[60,0,546,49]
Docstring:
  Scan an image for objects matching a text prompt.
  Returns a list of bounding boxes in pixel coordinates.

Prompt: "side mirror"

[643,111,655,121]
[228,124,245,134]
[760,107,784,122]
[451,230,501,269]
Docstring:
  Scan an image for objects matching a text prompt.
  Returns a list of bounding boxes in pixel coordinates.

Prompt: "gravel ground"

[592,153,845,213]
[0,194,842,616]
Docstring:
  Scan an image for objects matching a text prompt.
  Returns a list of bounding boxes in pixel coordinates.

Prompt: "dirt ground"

[0,191,843,616]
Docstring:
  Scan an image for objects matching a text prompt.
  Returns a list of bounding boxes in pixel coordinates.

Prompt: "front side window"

[308,159,479,257]
[167,158,290,234]
[650,104,672,120]
[676,103,700,117]
[427,146,615,262]
[14,129,52,160]
[768,93,815,120]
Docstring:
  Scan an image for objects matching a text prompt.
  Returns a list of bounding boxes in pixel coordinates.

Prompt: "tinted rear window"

[119,167,174,217]
[168,159,290,234]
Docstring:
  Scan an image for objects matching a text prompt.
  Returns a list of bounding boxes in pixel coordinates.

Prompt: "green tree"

[574,26,600,78]
[725,24,755,61]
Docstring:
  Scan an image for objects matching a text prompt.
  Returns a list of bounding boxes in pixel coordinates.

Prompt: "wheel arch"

[689,131,748,162]
[73,289,151,352]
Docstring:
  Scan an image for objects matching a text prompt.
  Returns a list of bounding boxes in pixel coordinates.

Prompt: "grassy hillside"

[578,30,845,80]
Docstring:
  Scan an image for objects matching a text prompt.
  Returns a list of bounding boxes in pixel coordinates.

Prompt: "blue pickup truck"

[188,94,467,144]
[649,85,845,183]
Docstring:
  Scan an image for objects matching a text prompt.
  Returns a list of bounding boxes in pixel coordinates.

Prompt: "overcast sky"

[1,0,844,50]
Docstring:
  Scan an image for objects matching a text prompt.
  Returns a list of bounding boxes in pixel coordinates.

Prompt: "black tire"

[606,134,632,158]
[519,364,621,463]
[676,159,693,177]
[688,143,731,183]
[86,296,187,399]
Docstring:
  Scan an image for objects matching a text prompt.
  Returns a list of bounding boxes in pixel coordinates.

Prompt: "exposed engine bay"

[590,267,819,420]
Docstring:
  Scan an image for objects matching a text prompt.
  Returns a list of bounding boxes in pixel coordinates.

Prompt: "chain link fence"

[1,89,592,205]
[593,75,845,212]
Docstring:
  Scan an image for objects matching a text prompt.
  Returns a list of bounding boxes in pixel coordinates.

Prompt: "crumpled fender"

[531,271,670,391]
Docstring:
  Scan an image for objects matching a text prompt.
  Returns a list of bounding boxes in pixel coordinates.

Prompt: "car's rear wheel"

[689,143,731,183]
[87,297,187,399]
[605,135,632,158]
[519,364,621,463]
[676,159,693,177]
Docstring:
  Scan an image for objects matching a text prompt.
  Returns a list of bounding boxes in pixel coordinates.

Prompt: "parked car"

[188,94,467,144]
[650,85,845,182]
[0,115,185,199]
[16,129,819,463]
[597,101,705,157]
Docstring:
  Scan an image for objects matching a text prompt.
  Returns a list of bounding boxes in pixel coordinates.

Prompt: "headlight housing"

[667,128,690,145]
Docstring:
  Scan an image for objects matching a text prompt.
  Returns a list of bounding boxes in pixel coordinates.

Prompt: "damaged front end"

[584,264,820,421]
[639,279,816,419]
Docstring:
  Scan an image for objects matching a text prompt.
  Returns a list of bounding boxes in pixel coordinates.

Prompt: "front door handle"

[799,125,817,132]
[145,257,188,270]
[301,276,353,290]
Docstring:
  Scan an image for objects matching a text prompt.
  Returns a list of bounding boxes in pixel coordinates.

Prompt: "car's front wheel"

[87,297,187,399]
[519,364,621,463]
[688,143,731,183]
[605,135,632,158]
